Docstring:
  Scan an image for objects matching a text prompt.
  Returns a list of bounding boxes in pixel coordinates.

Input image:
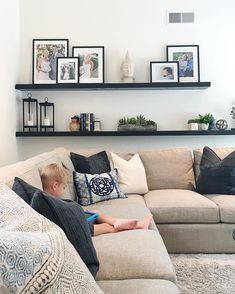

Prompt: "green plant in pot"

[198,113,215,130]
[118,114,157,131]
[187,118,200,130]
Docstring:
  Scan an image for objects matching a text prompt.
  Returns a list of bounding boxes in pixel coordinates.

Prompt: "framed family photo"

[166,45,200,82]
[56,57,79,84]
[150,61,179,83]
[33,39,69,84]
[72,46,104,83]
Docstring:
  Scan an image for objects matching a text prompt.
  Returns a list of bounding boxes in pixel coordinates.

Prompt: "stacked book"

[80,113,94,131]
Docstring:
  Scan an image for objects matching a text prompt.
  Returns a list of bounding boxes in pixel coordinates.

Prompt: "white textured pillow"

[111,152,148,194]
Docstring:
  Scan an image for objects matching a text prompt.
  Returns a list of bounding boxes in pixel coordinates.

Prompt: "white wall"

[0,1,20,166]
[18,0,235,159]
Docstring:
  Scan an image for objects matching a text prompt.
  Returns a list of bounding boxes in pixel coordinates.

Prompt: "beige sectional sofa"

[1,146,235,293]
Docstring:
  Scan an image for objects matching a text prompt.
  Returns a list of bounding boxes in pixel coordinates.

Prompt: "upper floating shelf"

[15,82,211,91]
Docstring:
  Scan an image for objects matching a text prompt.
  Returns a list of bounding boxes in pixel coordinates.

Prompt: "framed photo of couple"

[56,57,79,84]
[166,45,200,82]
[72,46,104,84]
[33,39,69,84]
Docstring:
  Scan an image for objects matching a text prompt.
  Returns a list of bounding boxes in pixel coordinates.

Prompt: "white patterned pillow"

[0,183,103,294]
[73,169,127,206]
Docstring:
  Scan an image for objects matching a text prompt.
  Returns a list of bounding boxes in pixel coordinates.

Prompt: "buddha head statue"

[121,51,135,82]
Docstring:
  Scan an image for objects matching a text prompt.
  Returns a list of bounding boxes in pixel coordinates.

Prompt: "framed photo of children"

[33,39,69,84]
[166,45,200,82]
[56,57,79,84]
[150,61,179,83]
[72,46,104,83]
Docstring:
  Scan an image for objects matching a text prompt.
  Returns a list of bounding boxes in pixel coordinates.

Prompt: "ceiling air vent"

[167,11,195,24]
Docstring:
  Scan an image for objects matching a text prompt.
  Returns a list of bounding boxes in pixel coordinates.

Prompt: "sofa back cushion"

[138,148,195,190]
[193,147,235,180]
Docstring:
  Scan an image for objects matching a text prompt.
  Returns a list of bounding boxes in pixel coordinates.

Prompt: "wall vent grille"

[168,12,195,24]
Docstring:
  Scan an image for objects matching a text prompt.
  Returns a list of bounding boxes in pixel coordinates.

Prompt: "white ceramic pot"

[199,123,209,130]
[188,123,198,130]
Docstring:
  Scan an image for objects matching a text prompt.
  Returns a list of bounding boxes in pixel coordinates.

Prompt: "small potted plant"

[187,119,199,130]
[198,113,214,130]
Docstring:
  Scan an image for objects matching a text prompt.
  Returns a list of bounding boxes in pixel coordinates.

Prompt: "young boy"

[40,163,153,236]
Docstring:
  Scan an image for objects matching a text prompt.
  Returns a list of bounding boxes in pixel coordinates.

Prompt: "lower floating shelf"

[15,130,235,137]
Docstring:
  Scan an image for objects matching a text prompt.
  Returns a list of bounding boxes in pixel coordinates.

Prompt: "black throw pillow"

[196,146,235,194]
[31,190,99,277]
[12,177,39,204]
[70,151,111,174]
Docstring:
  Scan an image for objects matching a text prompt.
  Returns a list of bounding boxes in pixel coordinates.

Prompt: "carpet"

[170,254,235,294]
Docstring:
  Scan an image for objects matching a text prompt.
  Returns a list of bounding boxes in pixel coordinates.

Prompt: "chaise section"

[206,194,235,223]
[98,279,179,294]
[144,189,219,223]
[93,230,177,283]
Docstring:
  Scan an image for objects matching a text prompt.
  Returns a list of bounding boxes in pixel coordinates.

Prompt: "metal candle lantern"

[22,93,38,132]
[39,97,55,132]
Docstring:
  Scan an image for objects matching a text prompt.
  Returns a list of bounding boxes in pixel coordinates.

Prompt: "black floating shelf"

[15,82,211,91]
[15,130,235,137]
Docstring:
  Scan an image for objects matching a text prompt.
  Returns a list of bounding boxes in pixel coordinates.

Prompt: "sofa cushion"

[93,230,176,283]
[98,279,179,294]
[196,146,235,195]
[73,169,126,206]
[207,194,235,223]
[12,177,39,204]
[193,147,235,179]
[139,148,195,190]
[144,189,219,223]
[31,190,99,277]
[87,203,157,231]
[111,152,148,194]
[70,150,111,174]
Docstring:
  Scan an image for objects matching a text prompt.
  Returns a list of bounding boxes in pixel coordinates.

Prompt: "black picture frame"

[150,61,179,83]
[166,45,200,82]
[56,57,80,84]
[72,46,104,83]
[32,39,69,84]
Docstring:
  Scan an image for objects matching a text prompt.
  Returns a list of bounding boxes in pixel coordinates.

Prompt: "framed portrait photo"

[166,45,200,82]
[56,57,79,84]
[72,46,104,83]
[33,39,69,84]
[150,61,179,83]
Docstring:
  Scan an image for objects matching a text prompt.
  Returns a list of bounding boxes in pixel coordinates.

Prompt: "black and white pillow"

[70,151,111,174]
[73,169,127,206]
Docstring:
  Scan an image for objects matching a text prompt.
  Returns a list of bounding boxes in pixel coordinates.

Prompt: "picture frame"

[33,39,69,84]
[150,61,179,83]
[166,45,200,82]
[72,46,104,83]
[56,57,79,84]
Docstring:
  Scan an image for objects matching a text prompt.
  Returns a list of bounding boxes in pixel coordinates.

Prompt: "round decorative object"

[90,177,114,196]
[216,119,228,130]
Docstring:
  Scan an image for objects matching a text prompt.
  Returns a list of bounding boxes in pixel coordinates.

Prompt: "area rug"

[170,254,235,294]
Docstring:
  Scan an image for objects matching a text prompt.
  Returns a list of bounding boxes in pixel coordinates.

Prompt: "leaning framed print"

[72,46,104,83]
[166,45,200,82]
[56,57,79,84]
[33,39,69,84]
[150,61,179,83]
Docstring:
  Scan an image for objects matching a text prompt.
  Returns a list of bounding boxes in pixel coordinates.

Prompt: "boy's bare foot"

[134,214,153,230]
[114,219,138,231]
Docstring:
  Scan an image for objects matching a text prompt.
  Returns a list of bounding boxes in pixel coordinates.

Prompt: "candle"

[27,113,34,126]
[44,117,50,126]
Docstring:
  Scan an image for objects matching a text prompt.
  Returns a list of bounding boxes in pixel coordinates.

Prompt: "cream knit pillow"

[111,152,148,194]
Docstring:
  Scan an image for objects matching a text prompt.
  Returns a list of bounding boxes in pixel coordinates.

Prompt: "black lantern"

[22,93,38,132]
[39,97,55,132]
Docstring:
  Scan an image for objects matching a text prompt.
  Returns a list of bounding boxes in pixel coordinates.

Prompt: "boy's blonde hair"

[40,163,69,190]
